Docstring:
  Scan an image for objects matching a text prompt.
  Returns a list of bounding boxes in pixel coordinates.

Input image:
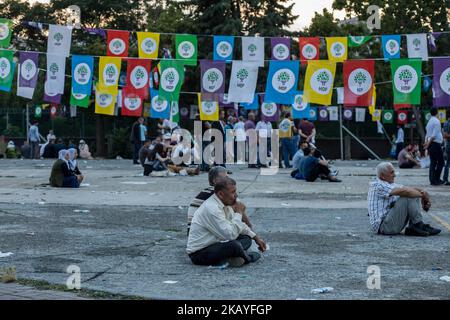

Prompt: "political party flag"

[423,75,432,92]
[43,75,62,104]
[432,58,450,107]
[292,92,310,119]
[242,94,259,110]
[355,108,366,122]
[0,19,13,48]
[369,86,377,115]
[47,24,72,57]
[423,109,431,123]
[438,109,447,124]
[343,60,374,107]
[137,32,159,59]
[407,34,428,61]
[17,52,39,99]
[271,37,290,61]
[265,60,299,104]
[45,54,66,95]
[428,32,442,52]
[228,61,259,103]
[176,34,197,66]
[397,111,408,124]
[0,50,15,92]
[308,107,317,121]
[72,55,93,95]
[121,86,143,117]
[382,35,401,60]
[95,84,117,116]
[34,105,42,118]
[200,60,226,100]
[158,60,184,102]
[371,109,381,121]
[213,36,234,62]
[318,107,329,121]
[304,60,336,106]
[126,58,151,99]
[150,89,170,119]
[218,93,234,108]
[98,56,121,93]
[83,27,106,39]
[260,101,280,122]
[382,110,394,124]
[393,103,412,111]
[70,88,90,108]
[391,58,422,105]
[348,35,371,47]
[170,101,180,123]
[299,37,320,62]
[328,106,338,121]
[198,93,219,121]
[242,37,265,67]
[326,37,348,62]
[143,102,151,118]
[343,107,353,120]
[50,104,58,119]
[107,30,129,57]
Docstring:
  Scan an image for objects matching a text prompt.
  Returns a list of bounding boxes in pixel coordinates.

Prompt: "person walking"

[28,120,41,159]
[424,108,445,185]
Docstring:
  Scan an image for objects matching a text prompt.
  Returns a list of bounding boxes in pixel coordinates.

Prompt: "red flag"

[299,37,320,63]
[394,104,411,111]
[343,60,374,107]
[50,104,58,119]
[121,86,143,117]
[397,111,408,124]
[126,58,151,99]
[107,30,129,57]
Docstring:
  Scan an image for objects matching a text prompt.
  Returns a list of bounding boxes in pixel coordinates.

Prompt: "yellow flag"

[198,93,219,121]
[95,85,117,116]
[326,37,348,62]
[137,32,160,59]
[438,109,447,123]
[303,60,336,106]
[371,109,381,121]
[368,85,376,115]
[99,56,121,94]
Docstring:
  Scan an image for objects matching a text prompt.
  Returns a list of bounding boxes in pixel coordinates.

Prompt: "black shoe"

[248,252,261,263]
[445,181,450,186]
[248,164,258,168]
[133,161,139,164]
[431,180,445,185]
[421,224,441,236]
[404,225,429,236]
[328,177,342,182]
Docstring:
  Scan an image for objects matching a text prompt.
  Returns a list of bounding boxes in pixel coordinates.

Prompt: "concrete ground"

[0,159,449,300]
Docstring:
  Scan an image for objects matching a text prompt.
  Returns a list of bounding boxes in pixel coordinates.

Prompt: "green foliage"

[107,127,132,159]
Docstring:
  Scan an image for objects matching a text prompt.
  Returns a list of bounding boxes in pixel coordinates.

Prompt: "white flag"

[47,24,72,57]
[328,106,338,121]
[336,87,344,104]
[227,61,259,103]
[45,54,66,95]
[70,105,77,117]
[242,37,265,67]
[407,34,428,61]
[355,108,366,122]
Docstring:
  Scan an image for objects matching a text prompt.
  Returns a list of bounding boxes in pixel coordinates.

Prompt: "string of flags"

[0,19,449,123]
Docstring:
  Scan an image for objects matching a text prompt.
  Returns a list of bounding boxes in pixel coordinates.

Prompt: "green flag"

[158,60,184,102]
[423,109,431,124]
[70,88,90,108]
[0,19,13,48]
[382,110,394,124]
[391,58,422,105]
[348,36,372,47]
[170,101,180,123]
[35,105,42,118]
[175,34,197,66]
[0,50,15,92]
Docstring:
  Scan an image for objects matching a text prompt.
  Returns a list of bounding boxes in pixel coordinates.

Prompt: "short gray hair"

[208,166,228,186]
[214,176,236,193]
[376,162,393,178]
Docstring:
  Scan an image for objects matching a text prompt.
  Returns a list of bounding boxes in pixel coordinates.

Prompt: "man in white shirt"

[367,162,440,236]
[424,108,445,185]
[395,125,404,158]
[187,177,266,267]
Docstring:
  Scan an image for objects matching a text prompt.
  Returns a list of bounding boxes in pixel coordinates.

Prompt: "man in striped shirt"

[367,162,441,236]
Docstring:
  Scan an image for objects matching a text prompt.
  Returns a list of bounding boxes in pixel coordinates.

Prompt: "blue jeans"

[291,135,300,156]
[133,142,142,163]
[281,138,292,168]
[443,146,450,182]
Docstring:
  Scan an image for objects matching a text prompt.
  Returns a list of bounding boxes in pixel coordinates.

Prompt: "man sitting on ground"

[367,162,441,236]
[187,166,251,234]
[299,147,341,182]
[187,176,266,267]
[398,144,420,169]
[139,139,153,176]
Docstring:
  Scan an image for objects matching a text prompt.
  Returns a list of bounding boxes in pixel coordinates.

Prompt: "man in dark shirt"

[299,118,316,144]
[43,139,58,158]
[300,147,341,182]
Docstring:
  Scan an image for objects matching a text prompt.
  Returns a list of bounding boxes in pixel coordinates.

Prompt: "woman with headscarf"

[49,150,79,188]
[68,148,84,185]
[78,139,93,159]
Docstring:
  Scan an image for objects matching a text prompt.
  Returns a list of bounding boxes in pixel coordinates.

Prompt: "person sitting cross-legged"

[187,177,266,267]
[367,162,441,236]
[299,147,341,182]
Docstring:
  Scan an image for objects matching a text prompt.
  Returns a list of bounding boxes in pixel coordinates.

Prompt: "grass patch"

[16,278,148,300]
[1,267,17,283]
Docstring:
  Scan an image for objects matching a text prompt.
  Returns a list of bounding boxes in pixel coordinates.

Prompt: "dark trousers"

[143,164,153,176]
[395,142,404,159]
[189,235,252,266]
[428,142,444,184]
[133,142,142,163]
[30,141,39,159]
[306,163,330,182]
[443,146,450,182]
[399,161,416,169]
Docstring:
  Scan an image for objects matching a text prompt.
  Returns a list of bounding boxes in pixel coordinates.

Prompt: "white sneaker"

[168,171,177,177]
[179,169,188,176]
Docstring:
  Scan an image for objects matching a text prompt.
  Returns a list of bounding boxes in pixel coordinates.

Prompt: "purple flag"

[271,37,290,61]
[343,107,353,120]
[428,32,442,52]
[83,27,106,39]
[259,94,279,121]
[219,93,234,108]
[200,60,226,100]
[17,52,39,99]
[433,58,450,107]
[318,107,329,121]
[44,76,62,103]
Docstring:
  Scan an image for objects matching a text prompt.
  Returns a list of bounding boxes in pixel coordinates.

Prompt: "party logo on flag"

[142,38,157,55]
[130,66,148,89]
[331,42,345,59]
[152,95,169,113]
[103,63,119,86]
[398,111,408,123]
[272,68,295,94]
[311,69,333,95]
[202,68,224,92]
[309,108,317,120]
[383,110,393,123]
[439,67,450,95]
[394,66,418,94]
[109,38,126,56]
[74,63,91,85]
[161,68,180,92]
[343,108,353,120]
[98,93,114,108]
[124,94,142,111]
[349,68,372,95]
[293,93,308,112]
[302,44,317,60]
[48,62,59,80]
[178,41,195,59]
[273,43,289,60]
[0,22,10,41]
[236,68,249,88]
[0,57,11,79]
[202,101,217,116]
[217,41,232,59]
[386,39,399,56]
[261,102,277,117]
[21,59,37,80]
